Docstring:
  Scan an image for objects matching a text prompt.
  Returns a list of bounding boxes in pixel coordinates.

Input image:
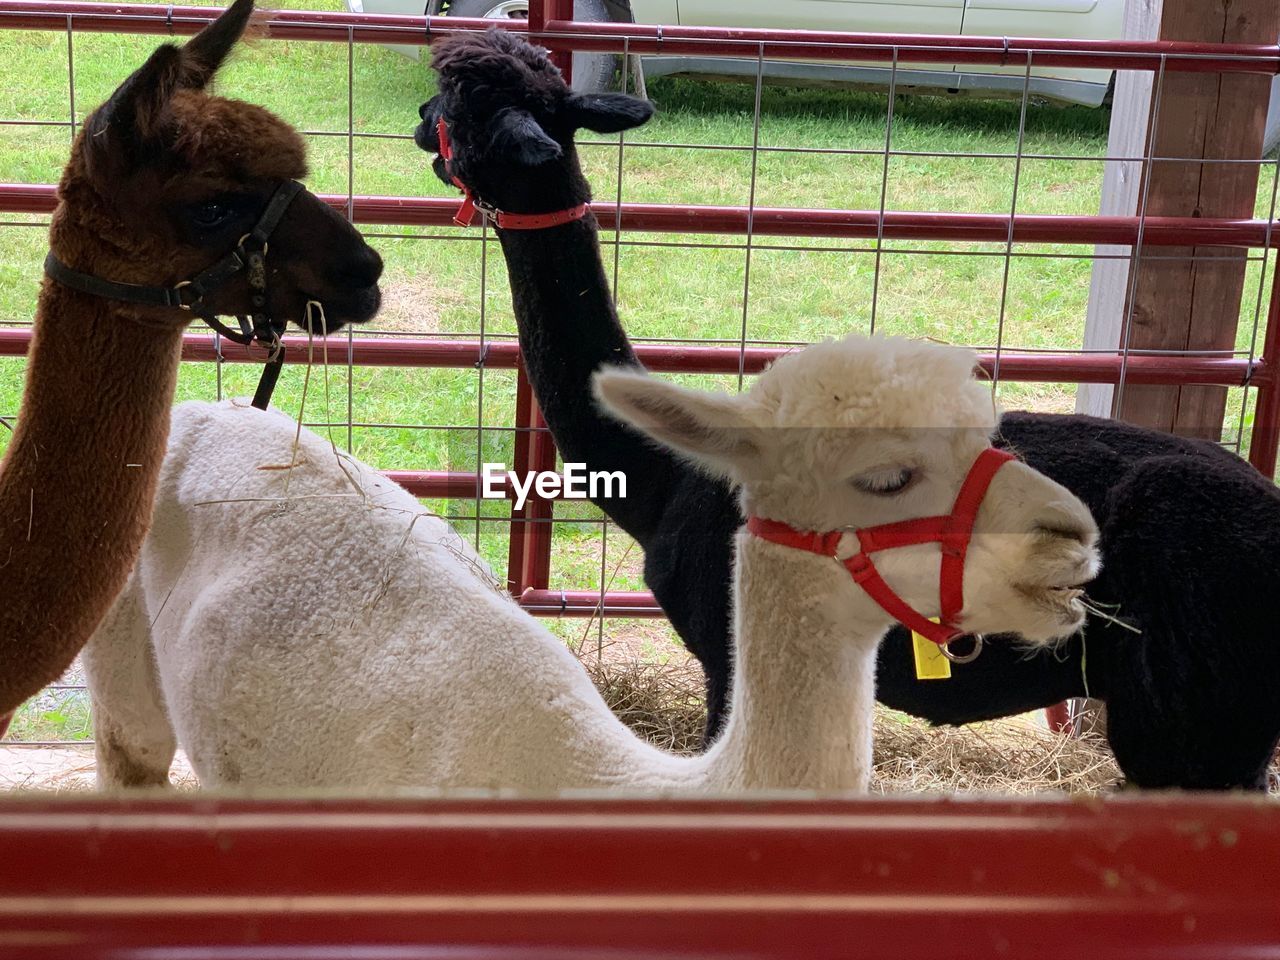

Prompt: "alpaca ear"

[490,108,563,165]
[593,368,762,478]
[82,0,256,182]
[178,0,259,90]
[565,93,654,133]
[82,43,184,182]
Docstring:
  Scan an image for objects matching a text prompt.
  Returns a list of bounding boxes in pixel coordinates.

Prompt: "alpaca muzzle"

[748,447,1016,664]
[43,178,305,411]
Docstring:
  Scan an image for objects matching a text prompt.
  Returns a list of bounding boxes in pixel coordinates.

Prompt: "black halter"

[43,179,305,410]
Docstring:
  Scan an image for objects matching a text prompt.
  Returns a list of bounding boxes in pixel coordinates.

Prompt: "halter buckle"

[473,197,499,223]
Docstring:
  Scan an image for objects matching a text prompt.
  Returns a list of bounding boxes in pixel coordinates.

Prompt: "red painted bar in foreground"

[0,0,1277,73]
[0,794,1276,960]
[4,183,1277,247]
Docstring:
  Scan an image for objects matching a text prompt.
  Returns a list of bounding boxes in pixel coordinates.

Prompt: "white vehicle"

[351,0,1279,150]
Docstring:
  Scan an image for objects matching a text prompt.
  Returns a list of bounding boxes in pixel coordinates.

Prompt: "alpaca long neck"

[699,534,886,792]
[496,215,683,543]
[0,280,181,714]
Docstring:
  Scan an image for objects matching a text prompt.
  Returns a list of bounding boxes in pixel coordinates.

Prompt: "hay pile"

[581,654,1123,794]
[870,712,1120,795]
[587,659,709,756]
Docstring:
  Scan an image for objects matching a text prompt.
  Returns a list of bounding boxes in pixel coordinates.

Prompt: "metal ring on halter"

[263,329,285,363]
[173,279,194,311]
[940,634,983,664]
[238,233,268,257]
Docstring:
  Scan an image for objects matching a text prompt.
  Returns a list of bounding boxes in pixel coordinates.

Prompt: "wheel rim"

[481,0,529,18]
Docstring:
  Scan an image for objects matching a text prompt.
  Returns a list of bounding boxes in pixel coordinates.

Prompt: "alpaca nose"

[1027,485,1098,548]
[1035,522,1090,545]
[341,245,384,288]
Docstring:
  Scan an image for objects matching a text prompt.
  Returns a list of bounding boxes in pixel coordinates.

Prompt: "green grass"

[8,688,93,742]
[2,4,1277,740]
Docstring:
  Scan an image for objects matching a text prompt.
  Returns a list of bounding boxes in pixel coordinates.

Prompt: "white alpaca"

[85,334,1099,793]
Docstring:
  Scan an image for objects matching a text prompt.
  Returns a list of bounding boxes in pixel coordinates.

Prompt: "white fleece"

[87,401,877,793]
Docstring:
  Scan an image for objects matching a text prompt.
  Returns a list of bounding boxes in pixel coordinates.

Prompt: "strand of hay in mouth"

[578,653,1122,794]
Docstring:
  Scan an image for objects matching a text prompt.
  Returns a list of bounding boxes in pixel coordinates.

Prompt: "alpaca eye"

[192,200,233,228]
[853,467,916,496]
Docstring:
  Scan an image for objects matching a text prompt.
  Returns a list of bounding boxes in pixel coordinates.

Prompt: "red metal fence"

[1,792,1279,960]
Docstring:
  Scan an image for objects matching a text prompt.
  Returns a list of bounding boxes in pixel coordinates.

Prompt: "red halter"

[747,447,1016,663]
[436,118,589,231]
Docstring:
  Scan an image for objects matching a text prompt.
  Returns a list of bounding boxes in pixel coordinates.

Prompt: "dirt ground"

[0,746,196,792]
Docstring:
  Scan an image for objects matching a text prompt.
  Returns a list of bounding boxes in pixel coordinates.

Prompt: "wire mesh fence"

[0,0,1277,745]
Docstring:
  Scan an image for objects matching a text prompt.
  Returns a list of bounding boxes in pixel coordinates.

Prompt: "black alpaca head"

[413,28,653,212]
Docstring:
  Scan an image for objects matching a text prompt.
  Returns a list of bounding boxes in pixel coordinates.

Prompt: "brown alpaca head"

[51,0,382,332]
[412,28,653,212]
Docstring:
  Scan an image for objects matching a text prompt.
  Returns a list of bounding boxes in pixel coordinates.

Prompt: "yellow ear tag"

[912,620,952,680]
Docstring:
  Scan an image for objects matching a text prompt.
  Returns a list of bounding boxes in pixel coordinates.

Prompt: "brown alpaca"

[0,0,383,732]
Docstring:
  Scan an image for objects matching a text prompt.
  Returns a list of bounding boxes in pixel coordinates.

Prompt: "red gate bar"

[0,794,1277,960]
[526,0,550,34]
[0,329,1264,384]
[4,184,1277,246]
[388,469,510,499]
[0,0,1277,74]
[507,366,557,594]
[520,587,665,616]
[1045,700,1074,732]
[506,366,538,595]
[513,0,569,595]
[523,402,558,589]
[539,19,1280,73]
[541,0,572,77]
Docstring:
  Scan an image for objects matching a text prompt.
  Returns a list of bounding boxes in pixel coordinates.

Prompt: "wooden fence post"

[1080,0,1280,439]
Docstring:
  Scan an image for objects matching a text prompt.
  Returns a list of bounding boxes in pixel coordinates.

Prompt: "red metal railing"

[0,793,1278,959]
[5,182,1278,244]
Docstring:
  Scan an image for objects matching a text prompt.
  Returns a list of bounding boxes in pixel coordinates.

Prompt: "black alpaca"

[416,28,1280,790]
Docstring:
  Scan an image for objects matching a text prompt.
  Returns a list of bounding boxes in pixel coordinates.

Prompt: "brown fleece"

[0,280,184,715]
[0,0,332,716]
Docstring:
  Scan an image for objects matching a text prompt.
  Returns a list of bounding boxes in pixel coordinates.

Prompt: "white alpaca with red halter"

[84,334,1098,794]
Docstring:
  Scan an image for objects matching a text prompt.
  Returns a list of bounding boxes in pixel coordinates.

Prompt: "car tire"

[446,0,619,94]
